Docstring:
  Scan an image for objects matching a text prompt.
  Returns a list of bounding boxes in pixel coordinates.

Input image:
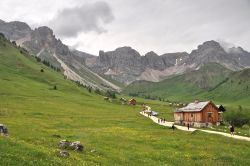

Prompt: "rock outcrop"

[58,140,84,152]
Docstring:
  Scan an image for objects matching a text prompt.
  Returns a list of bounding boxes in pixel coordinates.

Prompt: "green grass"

[1,37,250,165]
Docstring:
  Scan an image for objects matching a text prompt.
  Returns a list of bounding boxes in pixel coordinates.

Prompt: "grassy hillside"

[124,63,230,99]
[1,36,250,165]
[203,68,250,105]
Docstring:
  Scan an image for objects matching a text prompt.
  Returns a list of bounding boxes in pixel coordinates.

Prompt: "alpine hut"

[174,100,222,127]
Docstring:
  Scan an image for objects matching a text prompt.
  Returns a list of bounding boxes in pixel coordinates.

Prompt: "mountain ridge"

[1,19,250,87]
[0,19,121,91]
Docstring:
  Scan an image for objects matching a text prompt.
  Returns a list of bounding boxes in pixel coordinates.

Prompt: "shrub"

[242,124,250,129]
[12,41,17,46]
[87,86,92,93]
[224,110,250,127]
[94,89,103,95]
[36,57,41,62]
[0,33,5,39]
[106,90,116,99]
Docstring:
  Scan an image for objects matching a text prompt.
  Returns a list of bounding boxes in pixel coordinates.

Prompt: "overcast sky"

[0,0,249,55]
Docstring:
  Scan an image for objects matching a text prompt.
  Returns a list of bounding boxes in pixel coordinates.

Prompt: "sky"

[0,0,249,55]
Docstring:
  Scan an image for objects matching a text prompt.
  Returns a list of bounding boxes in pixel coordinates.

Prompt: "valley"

[1,17,250,166]
[1,30,250,165]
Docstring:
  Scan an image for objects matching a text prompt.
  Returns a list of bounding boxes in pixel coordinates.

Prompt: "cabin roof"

[151,111,158,116]
[176,101,210,112]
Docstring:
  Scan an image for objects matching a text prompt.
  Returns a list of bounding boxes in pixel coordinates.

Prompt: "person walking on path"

[230,125,235,136]
[172,124,175,132]
[187,123,190,130]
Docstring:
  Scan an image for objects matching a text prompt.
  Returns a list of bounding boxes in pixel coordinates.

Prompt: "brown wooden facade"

[174,101,222,127]
[129,99,136,105]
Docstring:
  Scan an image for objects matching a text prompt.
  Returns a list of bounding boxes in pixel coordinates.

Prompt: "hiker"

[158,119,160,123]
[172,124,175,131]
[187,123,190,130]
[164,118,166,123]
[0,125,8,136]
[230,125,235,136]
[3,127,8,135]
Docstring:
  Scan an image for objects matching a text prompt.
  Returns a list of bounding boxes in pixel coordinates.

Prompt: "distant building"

[174,101,222,127]
[216,105,226,112]
[129,99,136,105]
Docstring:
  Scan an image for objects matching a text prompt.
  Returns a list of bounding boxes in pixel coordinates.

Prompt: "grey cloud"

[49,1,114,37]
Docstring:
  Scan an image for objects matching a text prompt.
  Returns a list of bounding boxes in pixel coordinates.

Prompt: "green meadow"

[1,37,250,165]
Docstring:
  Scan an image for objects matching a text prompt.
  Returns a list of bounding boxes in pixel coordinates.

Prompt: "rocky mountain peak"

[196,40,224,52]
[34,26,54,38]
[190,40,226,57]
[8,21,31,31]
[0,19,5,24]
[0,20,32,40]
[113,46,141,57]
[99,50,105,56]
[115,46,133,51]
[228,47,245,54]
[145,51,158,57]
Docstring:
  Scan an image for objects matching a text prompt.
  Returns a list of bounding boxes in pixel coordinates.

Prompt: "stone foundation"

[175,121,215,128]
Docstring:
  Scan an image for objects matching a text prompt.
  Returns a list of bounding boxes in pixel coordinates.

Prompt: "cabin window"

[191,113,193,117]
[208,112,212,118]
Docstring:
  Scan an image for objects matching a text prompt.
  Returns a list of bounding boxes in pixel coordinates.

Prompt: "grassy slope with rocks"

[1,37,250,165]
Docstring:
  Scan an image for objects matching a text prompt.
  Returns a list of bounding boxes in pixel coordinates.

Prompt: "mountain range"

[1,19,250,90]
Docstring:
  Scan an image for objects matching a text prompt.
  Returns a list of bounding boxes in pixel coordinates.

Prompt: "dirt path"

[140,112,250,141]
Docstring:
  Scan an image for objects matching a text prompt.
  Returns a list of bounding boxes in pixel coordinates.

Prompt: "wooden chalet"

[174,101,222,127]
[128,99,136,105]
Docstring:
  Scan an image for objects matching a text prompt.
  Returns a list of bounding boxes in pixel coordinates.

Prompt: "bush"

[87,86,92,93]
[106,90,116,99]
[224,110,250,127]
[12,41,17,46]
[0,33,5,39]
[36,57,41,62]
[242,124,250,129]
[94,89,103,95]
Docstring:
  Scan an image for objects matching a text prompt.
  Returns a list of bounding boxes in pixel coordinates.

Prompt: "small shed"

[216,105,226,112]
[129,99,136,105]
[151,111,158,116]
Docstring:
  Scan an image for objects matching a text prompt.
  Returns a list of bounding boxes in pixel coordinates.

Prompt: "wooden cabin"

[174,101,222,127]
[129,99,136,105]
